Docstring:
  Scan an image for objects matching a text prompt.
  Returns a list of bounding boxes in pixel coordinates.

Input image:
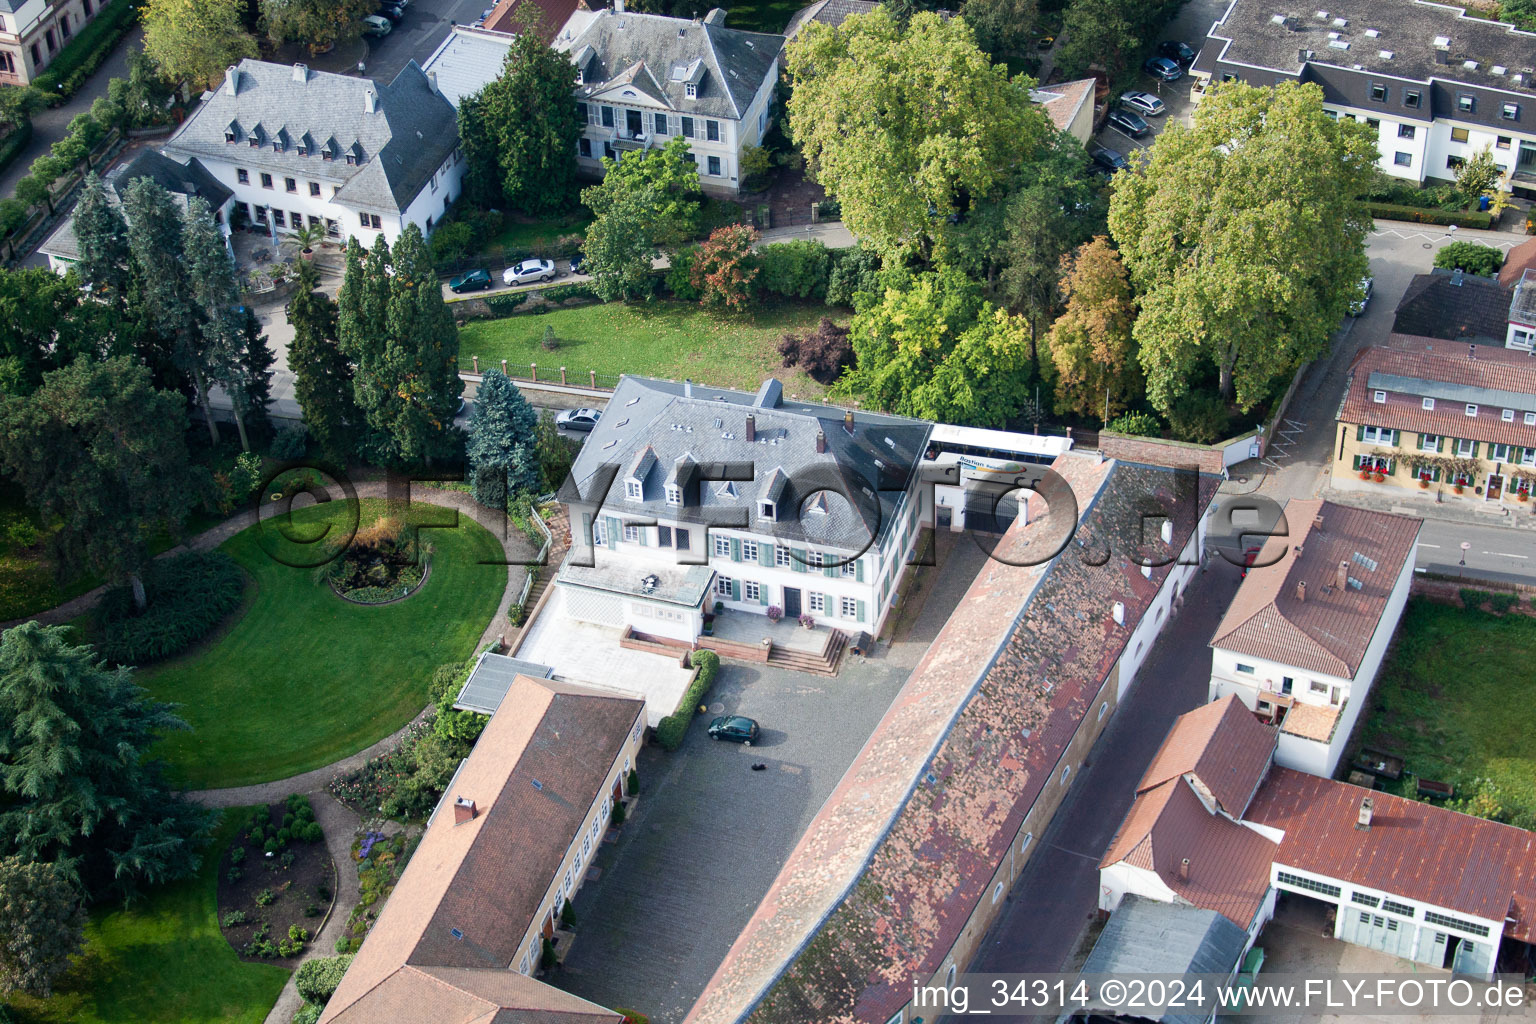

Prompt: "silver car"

[1349,276,1374,317]
[1121,90,1166,117]
[503,258,558,286]
[556,408,602,432]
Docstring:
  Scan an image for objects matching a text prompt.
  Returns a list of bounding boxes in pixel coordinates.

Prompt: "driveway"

[361,0,494,85]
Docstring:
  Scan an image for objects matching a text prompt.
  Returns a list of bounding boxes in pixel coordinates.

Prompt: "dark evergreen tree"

[0,622,215,901]
[0,857,85,998]
[456,90,503,210]
[236,305,276,451]
[337,235,393,462]
[466,369,539,511]
[287,258,359,465]
[182,196,246,447]
[477,15,583,214]
[379,225,461,467]
[71,172,132,305]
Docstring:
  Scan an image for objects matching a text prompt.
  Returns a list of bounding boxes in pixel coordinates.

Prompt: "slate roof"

[320,675,640,1024]
[1209,499,1420,680]
[1391,268,1512,344]
[556,9,783,121]
[163,59,458,215]
[559,376,932,553]
[1203,0,1536,97]
[1136,695,1277,818]
[685,454,1219,1024]
[1078,898,1248,1021]
[1339,341,1536,448]
[420,26,515,108]
[40,150,232,262]
[1247,768,1536,942]
[782,0,878,38]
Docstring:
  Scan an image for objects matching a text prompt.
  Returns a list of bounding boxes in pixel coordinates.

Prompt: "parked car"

[1349,276,1374,317]
[448,268,492,293]
[362,14,392,35]
[1121,90,1166,117]
[503,258,558,286]
[1090,145,1129,174]
[708,715,760,744]
[1143,56,1183,81]
[555,408,602,432]
[1158,40,1198,65]
[1106,109,1149,138]
[568,250,587,276]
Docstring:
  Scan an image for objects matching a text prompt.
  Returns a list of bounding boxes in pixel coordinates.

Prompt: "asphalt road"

[361,0,492,84]
[1414,520,1536,584]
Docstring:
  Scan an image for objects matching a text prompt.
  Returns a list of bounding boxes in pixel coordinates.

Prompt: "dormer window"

[1422,397,1435,410]
[1503,408,1515,422]
[1373,390,1386,403]
[322,148,334,161]
[345,154,356,165]
[576,70,584,85]
[225,129,237,143]
[1466,403,1478,417]
[666,483,682,505]
[759,500,775,520]
[685,82,697,98]
[297,144,308,156]
[625,478,642,500]
[249,136,260,148]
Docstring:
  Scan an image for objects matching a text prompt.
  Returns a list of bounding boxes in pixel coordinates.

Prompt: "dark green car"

[448,268,492,293]
[707,715,759,745]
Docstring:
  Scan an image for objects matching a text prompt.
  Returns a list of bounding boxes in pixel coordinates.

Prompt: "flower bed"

[324,515,428,604]
[216,795,335,966]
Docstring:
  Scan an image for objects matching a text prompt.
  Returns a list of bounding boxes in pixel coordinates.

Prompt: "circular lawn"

[142,498,507,790]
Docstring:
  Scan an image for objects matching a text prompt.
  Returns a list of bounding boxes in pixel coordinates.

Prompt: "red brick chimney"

[1179,857,1191,881]
[1336,560,1349,590]
[843,410,855,436]
[453,796,476,825]
[1296,580,1307,602]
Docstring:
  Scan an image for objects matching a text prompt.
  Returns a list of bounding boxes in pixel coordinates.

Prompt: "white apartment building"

[0,0,111,85]
[553,5,783,195]
[1207,499,1420,776]
[162,59,464,247]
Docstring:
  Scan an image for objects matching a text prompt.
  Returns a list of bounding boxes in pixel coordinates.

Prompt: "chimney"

[453,796,476,824]
[1178,857,1191,881]
[1357,796,1374,830]
[704,6,727,22]
[816,429,826,454]
[1336,560,1349,590]
[1296,580,1307,602]
[1469,344,1478,360]
[224,66,240,96]
[1434,46,1449,64]
[1298,47,1309,62]
[427,70,440,94]
[292,62,308,83]
[745,414,755,442]
[1313,514,1324,531]
[364,86,377,114]
[614,0,625,11]
[684,378,693,398]
[1452,269,1464,287]
[843,409,855,436]
[1112,601,1125,625]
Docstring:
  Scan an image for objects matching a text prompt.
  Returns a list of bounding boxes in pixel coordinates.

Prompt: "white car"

[503,258,558,286]
[362,14,392,35]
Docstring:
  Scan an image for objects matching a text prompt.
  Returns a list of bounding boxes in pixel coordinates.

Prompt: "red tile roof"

[685,454,1219,1024]
[1137,695,1277,817]
[1500,238,1536,289]
[1339,341,1536,449]
[1246,769,1536,942]
[483,0,589,41]
[1209,499,1420,679]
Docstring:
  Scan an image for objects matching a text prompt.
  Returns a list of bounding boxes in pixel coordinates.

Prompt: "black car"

[1090,146,1129,174]
[1106,109,1149,138]
[707,715,760,744]
[568,250,587,276]
[1157,40,1197,65]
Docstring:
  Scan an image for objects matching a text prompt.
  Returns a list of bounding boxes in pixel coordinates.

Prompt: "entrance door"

[626,108,643,137]
[1488,474,1504,500]
[782,588,802,617]
[937,506,953,530]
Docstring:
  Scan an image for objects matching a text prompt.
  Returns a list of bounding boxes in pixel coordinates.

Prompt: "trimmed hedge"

[654,649,721,751]
[0,121,34,177]
[486,291,528,316]
[539,282,598,305]
[1365,201,1493,229]
[94,551,247,665]
[30,0,141,101]
[295,954,355,1006]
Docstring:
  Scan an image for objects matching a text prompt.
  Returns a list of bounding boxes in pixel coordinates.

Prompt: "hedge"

[30,0,141,101]
[654,649,721,751]
[295,954,355,1006]
[94,551,247,665]
[538,282,598,305]
[1365,202,1493,229]
[0,121,34,177]
[486,291,527,316]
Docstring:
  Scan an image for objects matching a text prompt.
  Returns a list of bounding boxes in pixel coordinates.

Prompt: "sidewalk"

[1321,483,1536,531]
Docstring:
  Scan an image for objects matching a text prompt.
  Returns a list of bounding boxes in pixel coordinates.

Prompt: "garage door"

[1345,910,1415,958]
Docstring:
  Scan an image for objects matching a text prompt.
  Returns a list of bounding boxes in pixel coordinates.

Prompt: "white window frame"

[759,500,776,520]
[841,559,857,578]
[1373,390,1386,403]
[807,549,825,569]
[713,535,732,558]
[1522,448,1536,466]
[623,524,641,543]
[625,479,642,500]
[1360,425,1393,444]
[666,484,682,505]
[1466,403,1479,417]
[741,539,759,562]
[775,545,791,567]
[743,580,761,602]
[839,595,857,617]
[1491,443,1511,461]
[592,519,606,546]
[808,592,826,613]
[1236,663,1256,674]
[1422,397,1435,410]
[1502,409,1515,422]
[716,576,733,598]
[1457,438,1477,457]
[1420,433,1439,452]
[1527,412,1536,426]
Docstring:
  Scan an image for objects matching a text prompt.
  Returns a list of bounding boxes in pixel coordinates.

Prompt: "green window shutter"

[759,586,768,606]
[731,578,741,601]
[582,513,592,545]
[855,559,865,583]
[1470,441,1480,458]
[638,527,648,546]
[1356,424,1365,442]
[1437,437,1445,453]
[730,538,741,562]
[1390,429,1399,446]
[855,600,866,623]
[606,516,620,550]
[759,543,774,567]
[824,564,837,578]
[792,548,806,573]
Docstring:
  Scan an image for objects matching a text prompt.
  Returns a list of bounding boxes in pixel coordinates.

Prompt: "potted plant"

[1519,490,1530,503]
[1359,468,1371,480]
[292,223,325,259]
[765,604,783,623]
[1373,472,1385,483]
[1419,478,1430,489]
[799,613,816,629]
[1454,483,1465,494]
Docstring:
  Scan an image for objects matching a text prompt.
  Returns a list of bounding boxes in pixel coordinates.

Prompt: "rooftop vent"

[1314,9,1328,17]
[1271,13,1287,23]
[1327,30,1340,38]
[1464,60,1480,71]
[816,429,826,454]
[1112,601,1125,625]
[639,573,659,594]
[1434,35,1451,47]
[1328,39,1350,49]
[1357,796,1374,830]
[453,796,476,824]
[1364,27,1379,36]
[1332,16,1347,25]
[1493,65,1507,75]
[1379,50,1394,59]
[292,62,309,82]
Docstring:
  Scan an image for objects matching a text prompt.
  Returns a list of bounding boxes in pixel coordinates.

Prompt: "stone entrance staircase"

[764,626,850,677]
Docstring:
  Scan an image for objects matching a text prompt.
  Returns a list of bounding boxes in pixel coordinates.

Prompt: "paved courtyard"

[551,533,989,1023]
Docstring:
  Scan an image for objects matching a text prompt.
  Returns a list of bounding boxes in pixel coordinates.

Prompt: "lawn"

[140,498,507,790]
[4,810,289,1024]
[1358,598,1536,827]
[458,299,841,397]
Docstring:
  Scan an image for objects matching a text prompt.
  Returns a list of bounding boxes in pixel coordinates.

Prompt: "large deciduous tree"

[1108,80,1375,413]
[785,8,1050,256]
[691,224,760,311]
[580,135,702,301]
[466,370,540,512]
[960,0,1037,58]
[1044,236,1140,420]
[0,267,103,395]
[0,857,85,998]
[141,0,258,89]
[259,0,375,53]
[0,622,215,900]
[0,358,197,610]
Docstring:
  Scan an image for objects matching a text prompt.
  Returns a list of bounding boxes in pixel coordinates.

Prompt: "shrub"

[1364,202,1492,229]
[94,551,246,664]
[654,650,721,751]
[692,224,760,310]
[665,245,702,301]
[255,888,277,906]
[0,121,33,178]
[627,768,639,796]
[278,937,304,956]
[289,925,310,943]
[611,801,627,825]
[329,720,473,820]
[1459,588,1490,609]
[541,325,559,351]
[270,425,309,460]
[1433,241,1504,277]
[1107,411,1163,437]
[616,1010,651,1024]
[227,866,243,883]
[540,937,557,970]
[305,902,321,916]
[759,240,832,300]
[1489,592,1519,614]
[777,318,854,385]
[430,222,476,265]
[1166,393,1230,445]
[292,1004,322,1024]
[739,143,773,191]
[29,0,140,101]
[229,845,246,865]
[825,243,881,308]
[222,910,249,927]
[560,901,577,929]
[302,821,324,843]
[486,291,528,317]
[539,282,598,305]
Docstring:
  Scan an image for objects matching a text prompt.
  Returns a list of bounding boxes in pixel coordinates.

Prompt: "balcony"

[609,128,652,153]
